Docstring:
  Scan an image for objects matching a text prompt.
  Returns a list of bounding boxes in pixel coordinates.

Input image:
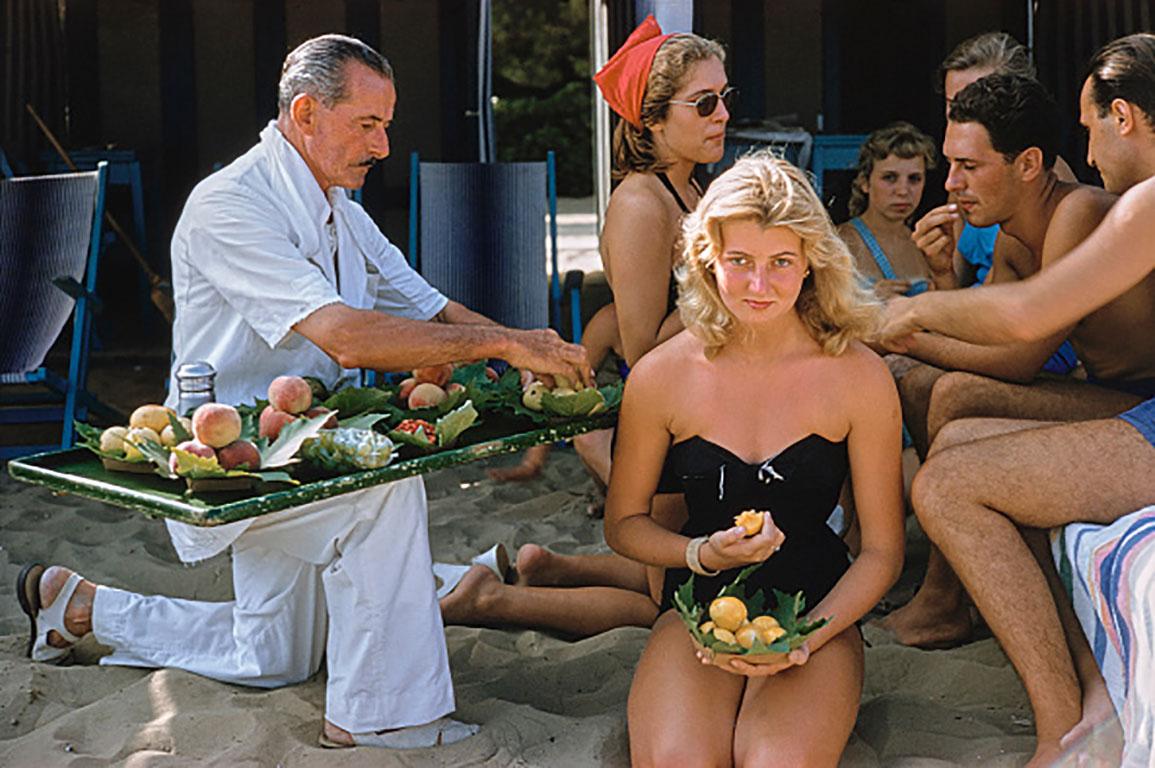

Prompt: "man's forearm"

[434,299,499,327]
[904,332,1047,383]
[299,304,511,371]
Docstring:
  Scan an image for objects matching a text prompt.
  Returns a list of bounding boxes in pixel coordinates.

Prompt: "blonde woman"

[605,152,904,766]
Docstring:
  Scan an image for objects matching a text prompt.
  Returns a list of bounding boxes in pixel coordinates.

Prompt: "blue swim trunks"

[1119,397,1155,447]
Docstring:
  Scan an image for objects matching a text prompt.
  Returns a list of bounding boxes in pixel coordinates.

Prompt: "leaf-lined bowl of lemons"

[674,561,830,666]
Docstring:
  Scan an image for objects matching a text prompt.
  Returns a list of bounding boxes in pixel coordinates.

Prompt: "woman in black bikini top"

[605,152,904,766]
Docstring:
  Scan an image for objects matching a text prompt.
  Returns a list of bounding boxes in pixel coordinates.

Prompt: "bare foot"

[438,565,503,625]
[878,589,973,649]
[323,720,356,747]
[514,544,556,587]
[1025,739,1066,768]
[40,566,96,647]
[487,445,549,482]
[1060,681,1123,763]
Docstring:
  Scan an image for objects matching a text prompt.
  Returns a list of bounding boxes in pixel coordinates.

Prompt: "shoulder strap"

[849,217,898,281]
[656,172,691,214]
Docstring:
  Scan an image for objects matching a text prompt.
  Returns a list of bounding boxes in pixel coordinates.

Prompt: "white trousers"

[91,476,455,733]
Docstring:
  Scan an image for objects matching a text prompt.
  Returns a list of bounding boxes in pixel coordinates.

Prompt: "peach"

[169,440,215,474]
[258,405,297,441]
[412,364,453,387]
[397,377,418,401]
[191,403,242,448]
[217,439,261,470]
[305,406,338,428]
[484,366,499,382]
[408,382,447,410]
[100,426,129,456]
[129,404,176,433]
[446,382,465,395]
[267,375,313,415]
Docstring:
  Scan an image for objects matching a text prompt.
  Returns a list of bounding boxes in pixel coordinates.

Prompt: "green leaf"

[259,410,336,468]
[541,387,605,417]
[435,400,479,447]
[248,470,298,485]
[135,437,177,479]
[165,412,192,444]
[599,381,623,410]
[322,387,401,419]
[338,412,390,430]
[170,447,228,479]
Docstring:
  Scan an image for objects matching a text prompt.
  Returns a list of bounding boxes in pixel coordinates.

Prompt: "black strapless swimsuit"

[657,434,851,612]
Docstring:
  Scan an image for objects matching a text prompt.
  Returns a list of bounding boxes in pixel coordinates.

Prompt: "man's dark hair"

[278,34,393,114]
[1085,33,1155,126]
[949,73,1059,170]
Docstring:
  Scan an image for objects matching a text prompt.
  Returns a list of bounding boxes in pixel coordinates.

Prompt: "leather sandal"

[16,563,84,663]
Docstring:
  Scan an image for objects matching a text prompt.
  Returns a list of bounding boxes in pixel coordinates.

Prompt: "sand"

[0,442,1043,767]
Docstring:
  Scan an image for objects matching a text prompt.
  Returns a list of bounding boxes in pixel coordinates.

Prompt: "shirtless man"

[879,72,1155,649]
[879,34,1155,766]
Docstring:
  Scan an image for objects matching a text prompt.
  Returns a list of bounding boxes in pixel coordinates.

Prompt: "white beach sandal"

[16,563,84,663]
[432,543,511,599]
[319,716,480,749]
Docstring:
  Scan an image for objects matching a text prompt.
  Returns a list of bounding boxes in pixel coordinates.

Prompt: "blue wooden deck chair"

[405,150,561,334]
[0,163,114,459]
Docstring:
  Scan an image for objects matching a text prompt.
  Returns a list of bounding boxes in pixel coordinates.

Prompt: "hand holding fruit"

[700,511,786,572]
[697,639,810,677]
[506,329,594,389]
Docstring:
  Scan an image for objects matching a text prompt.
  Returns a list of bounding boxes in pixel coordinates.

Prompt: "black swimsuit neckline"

[668,433,847,467]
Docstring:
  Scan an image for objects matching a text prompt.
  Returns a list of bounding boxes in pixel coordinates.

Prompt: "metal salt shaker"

[176,361,216,416]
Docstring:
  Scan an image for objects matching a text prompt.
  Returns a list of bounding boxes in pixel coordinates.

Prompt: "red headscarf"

[593,15,673,129]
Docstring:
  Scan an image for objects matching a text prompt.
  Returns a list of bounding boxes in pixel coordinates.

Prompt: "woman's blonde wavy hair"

[676,151,880,357]
[613,34,726,178]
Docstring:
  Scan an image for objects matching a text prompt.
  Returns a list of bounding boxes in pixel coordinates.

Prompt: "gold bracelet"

[685,536,721,577]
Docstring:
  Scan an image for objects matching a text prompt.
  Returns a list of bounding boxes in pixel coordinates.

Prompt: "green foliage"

[493,0,592,196]
[673,564,831,657]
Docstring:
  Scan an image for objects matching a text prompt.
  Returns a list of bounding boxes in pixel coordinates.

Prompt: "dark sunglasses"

[668,87,737,117]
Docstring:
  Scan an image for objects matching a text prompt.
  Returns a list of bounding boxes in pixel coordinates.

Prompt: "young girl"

[605,152,904,766]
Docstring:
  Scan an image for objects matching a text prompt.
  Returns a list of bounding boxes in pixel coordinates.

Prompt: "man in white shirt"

[20,34,591,750]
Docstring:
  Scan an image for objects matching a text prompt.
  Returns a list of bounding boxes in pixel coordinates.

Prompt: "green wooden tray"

[7,413,615,527]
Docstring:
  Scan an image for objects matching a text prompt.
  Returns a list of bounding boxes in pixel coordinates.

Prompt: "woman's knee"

[736,742,840,768]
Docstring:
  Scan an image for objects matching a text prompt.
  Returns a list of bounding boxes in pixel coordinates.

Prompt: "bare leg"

[884,375,1140,648]
[516,544,649,592]
[628,611,745,767]
[911,418,1155,765]
[573,428,613,490]
[925,372,1142,443]
[487,444,552,482]
[881,417,1048,648]
[733,627,864,768]
[1021,530,1123,761]
[889,355,947,459]
[440,565,658,636]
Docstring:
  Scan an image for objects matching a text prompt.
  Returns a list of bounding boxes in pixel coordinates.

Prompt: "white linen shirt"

[163,122,447,562]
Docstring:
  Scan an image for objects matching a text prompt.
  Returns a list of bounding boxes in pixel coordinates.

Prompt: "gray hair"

[278,34,393,114]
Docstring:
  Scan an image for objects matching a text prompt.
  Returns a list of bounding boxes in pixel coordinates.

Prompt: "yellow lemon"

[699,621,716,635]
[760,625,787,644]
[712,627,737,645]
[708,596,748,632]
[751,615,781,632]
[733,510,763,537]
[736,625,760,650]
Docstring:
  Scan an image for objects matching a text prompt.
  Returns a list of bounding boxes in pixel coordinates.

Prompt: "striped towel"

[1053,505,1155,766]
